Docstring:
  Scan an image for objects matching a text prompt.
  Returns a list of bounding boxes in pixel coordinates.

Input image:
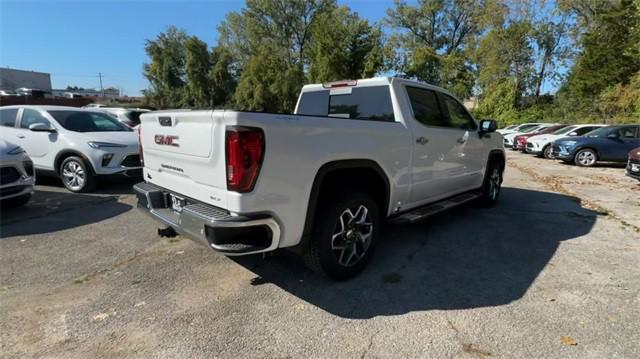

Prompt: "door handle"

[416,137,429,145]
[16,134,25,139]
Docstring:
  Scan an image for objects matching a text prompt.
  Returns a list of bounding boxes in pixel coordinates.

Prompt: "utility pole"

[97,72,104,97]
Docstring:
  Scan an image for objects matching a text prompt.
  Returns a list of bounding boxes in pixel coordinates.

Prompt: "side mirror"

[29,123,56,132]
[568,132,578,136]
[479,119,497,133]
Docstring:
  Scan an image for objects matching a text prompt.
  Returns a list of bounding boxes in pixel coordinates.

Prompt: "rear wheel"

[304,191,380,280]
[60,156,96,193]
[574,149,597,167]
[477,159,503,207]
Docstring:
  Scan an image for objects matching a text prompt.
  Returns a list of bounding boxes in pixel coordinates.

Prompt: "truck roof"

[300,76,454,97]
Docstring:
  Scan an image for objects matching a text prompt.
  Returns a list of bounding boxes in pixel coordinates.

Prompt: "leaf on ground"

[561,336,577,346]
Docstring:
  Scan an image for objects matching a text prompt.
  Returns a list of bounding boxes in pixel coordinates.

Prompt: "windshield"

[584,127,611,137]
[49,110,131,132]
[516,124,539,132]
[554,125,576,135]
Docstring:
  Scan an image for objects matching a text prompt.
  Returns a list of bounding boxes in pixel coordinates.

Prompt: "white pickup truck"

[134,77,504,279]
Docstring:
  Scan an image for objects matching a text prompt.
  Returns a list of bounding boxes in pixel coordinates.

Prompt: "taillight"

[225,126,265,192]
[136,126,144,166]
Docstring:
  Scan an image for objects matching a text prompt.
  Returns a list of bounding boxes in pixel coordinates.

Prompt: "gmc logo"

[154,135,179,147]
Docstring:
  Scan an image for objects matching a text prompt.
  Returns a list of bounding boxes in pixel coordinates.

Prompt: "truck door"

[403,86,469,205]
[437,93,485,189]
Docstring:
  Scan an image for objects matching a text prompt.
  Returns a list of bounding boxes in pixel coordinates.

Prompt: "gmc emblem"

[154,135,179,147]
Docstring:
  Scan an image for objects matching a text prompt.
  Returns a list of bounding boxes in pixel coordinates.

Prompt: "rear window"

[297,86,395,122]
[49,110,131,132]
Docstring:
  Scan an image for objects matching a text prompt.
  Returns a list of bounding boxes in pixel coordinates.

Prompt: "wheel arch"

[487,149,506,172]
[301,159,391,243]
[54,150,96,176]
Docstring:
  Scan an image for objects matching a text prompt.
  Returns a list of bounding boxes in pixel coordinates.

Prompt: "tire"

[477,159,504,207]
[574,149,597,167]
[303,190,380,280]
[59,156,96,193]
[2,193,31,208]
[542,145,553,159]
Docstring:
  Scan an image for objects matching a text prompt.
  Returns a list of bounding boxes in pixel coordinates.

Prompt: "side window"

[440,94,477,130]
[406,87,447,127]
[618,126,637,139]
[575,127,595,136]
[0,108,18,127]
[20,109,51,129]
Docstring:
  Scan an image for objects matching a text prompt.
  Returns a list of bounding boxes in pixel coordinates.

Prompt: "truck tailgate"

[139,110,229,208]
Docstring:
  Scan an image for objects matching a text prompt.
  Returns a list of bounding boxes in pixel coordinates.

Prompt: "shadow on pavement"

[0,190,131,238]
[34,171,139,196]
[233,187,598,319]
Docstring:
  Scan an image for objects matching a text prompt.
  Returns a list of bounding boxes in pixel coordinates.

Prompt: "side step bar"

[389,191,482,224]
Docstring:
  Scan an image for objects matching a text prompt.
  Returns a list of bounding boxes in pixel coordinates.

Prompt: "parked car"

[497,122,545,135]
[82,104,107,109]
[526,124,607,158]
[0,90,18,97]
[98,107,150,128]
[0,105,141,192]
[552,125,640,167]
[627,147,640,181]
[503,124,555,148]
[0,139,35,207]
[512,124,568,152]
[134,77,505,280]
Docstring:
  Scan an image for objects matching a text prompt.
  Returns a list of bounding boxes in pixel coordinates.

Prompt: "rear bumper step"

[134,182,280,255]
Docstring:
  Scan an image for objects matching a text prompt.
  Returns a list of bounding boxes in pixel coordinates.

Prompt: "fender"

[301,159,391,240]
[54,150,96,176]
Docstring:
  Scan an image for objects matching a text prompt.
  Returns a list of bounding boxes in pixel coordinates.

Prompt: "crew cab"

[134,77,505,279]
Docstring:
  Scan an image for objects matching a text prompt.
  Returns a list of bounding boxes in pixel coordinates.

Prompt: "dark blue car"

[551,125,640,167]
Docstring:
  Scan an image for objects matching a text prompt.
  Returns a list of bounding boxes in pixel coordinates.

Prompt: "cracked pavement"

[1,152,639,358]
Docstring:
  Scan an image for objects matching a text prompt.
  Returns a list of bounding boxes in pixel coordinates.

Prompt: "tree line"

[142,0,640,125]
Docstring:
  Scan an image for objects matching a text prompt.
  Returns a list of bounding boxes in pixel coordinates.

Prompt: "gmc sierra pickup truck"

[134,77,505,280]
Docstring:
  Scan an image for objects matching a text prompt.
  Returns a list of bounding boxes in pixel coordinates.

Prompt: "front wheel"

[477,160,503,207]
[574,149,597,167]
[59,156,96,193]
[542,145,553,159]
[304,191,380,280]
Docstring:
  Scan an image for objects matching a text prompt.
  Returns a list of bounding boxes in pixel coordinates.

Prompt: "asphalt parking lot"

[1,152,639,358]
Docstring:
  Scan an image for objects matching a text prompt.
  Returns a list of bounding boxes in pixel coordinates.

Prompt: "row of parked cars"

[498,122,640,180]
[0,105,144,207]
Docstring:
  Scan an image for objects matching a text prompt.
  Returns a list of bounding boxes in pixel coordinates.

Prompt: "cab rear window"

[297,86,395,122]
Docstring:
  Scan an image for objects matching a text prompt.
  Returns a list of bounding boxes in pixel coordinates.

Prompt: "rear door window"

[406,86,447,127]
[0,108,18,127]
[297,86,395,122]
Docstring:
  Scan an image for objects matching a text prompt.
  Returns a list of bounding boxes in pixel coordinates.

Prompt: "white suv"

[0,139,35,207]
[0,106,141,192]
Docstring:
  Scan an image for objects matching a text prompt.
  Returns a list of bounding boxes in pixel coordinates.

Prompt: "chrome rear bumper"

[134,182,280,255]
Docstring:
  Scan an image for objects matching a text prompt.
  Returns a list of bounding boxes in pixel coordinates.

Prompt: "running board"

[389,191,482,224]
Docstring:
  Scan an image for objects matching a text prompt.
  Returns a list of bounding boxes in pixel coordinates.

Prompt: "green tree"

[184,36,212,107]
[143,26,188,108]
[557,0,640,121]
[233,44,305,112]
[208,47,236,108]
[219,0,336,111]
[386,0,500,98]
[307,6,385,82]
